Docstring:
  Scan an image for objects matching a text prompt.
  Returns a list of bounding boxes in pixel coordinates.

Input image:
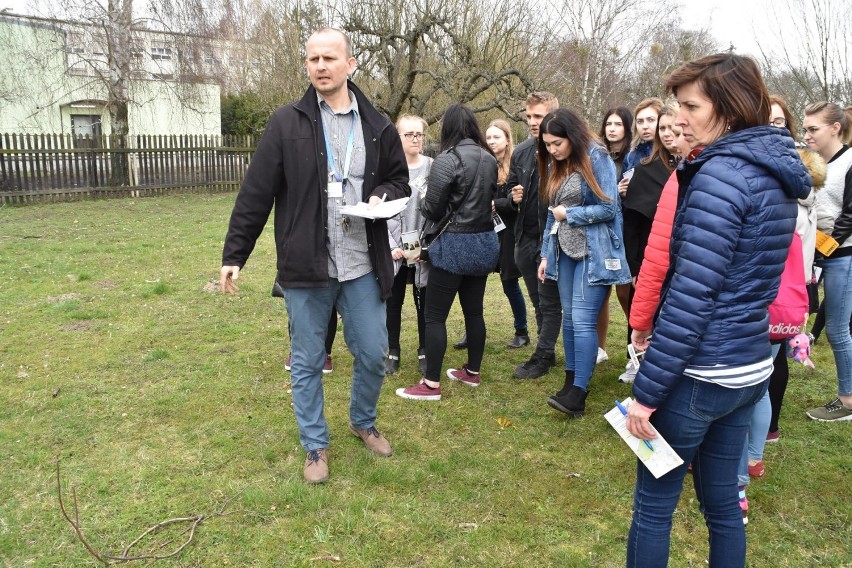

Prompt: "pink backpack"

[768,232,809,340]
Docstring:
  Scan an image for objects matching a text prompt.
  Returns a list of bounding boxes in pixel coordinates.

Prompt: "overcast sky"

[0,0,775,60]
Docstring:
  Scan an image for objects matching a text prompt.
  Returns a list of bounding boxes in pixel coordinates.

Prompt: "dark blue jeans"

[501,277,528,334]
[627,376,768,568]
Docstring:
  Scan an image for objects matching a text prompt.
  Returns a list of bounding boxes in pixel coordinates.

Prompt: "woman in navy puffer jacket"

[624,54,811,568]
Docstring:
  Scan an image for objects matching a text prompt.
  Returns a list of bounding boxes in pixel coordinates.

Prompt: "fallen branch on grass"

[56,458,240,563]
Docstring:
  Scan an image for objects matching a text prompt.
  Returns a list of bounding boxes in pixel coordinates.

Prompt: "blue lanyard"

[323,111,357,183]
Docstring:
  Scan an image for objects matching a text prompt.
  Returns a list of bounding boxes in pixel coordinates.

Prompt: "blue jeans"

[738,344,778,485]
[283,274,387,451]
[627,376,768,568]
[822,254,852,396]
[501,277,528,333]
[555,253,608,390]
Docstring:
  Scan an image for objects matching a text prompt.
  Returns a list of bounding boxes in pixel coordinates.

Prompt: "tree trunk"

[107,0,132,186]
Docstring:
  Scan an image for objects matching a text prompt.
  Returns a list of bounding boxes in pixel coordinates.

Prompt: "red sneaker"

[396,379,441,401]
[765,429,780,443]
[446,365,480,387]
[748,459,765,478]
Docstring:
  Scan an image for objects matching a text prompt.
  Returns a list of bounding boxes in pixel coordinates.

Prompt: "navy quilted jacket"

[633,126,812,409]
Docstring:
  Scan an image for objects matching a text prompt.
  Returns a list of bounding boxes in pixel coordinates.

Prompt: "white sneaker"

[618,360,638,384]
[596,348,609,364]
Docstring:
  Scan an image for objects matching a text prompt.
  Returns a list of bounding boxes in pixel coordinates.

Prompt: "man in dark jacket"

[220,28,410,484]
[509,92,563,379]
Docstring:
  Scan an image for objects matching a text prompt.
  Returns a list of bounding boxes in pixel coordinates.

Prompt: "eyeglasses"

[769,118,787,127]
[801,125,827,136]
[401,132,424,141]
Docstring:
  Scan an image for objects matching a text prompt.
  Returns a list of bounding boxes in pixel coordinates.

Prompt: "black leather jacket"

[422,139,497,233]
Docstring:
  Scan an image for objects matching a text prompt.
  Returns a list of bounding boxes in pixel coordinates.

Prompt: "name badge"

[492,212,506,233]
[327,181,343,198]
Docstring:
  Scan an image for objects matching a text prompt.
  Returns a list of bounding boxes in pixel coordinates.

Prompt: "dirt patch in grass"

[47,293,82,303]
[202,279,220,294]
[63,320,92,331]
[96,279,118,289]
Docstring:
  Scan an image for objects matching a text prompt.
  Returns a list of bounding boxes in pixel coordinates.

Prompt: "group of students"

[380,54,852,567]
[226,28,850,564]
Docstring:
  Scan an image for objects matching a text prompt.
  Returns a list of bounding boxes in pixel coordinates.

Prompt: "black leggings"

[424,267,488,381]
[768,342,789,434]
[386,265,426,350]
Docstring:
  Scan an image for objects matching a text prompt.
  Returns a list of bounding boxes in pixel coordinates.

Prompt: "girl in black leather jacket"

[396,104,499,401]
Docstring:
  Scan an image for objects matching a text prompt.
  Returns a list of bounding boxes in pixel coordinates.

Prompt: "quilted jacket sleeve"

[631,161,750,410]
[629,171,679,331]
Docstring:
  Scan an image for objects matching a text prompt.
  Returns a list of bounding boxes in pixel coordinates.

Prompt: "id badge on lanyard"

[324,113,356,200]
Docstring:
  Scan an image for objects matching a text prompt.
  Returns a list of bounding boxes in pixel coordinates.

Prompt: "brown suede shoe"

[304,449,329,484]
[349,424,393,457]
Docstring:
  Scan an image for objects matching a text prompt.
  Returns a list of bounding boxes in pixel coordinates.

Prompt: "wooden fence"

[0,133,258,205]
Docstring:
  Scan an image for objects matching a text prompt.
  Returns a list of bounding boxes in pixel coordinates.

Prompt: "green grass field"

[1,193,849,566]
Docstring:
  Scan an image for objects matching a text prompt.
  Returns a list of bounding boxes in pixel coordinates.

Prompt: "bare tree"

[626,26,719,104]
[544,0,669,119]
[336,0,544,124]
[757,0,852,108]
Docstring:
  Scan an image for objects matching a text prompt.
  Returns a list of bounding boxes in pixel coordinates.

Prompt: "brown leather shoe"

[349,424,393,457]
[303,449,329,483]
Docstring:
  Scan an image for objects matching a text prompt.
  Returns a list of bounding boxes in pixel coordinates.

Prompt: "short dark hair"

[439,104,490,153]
[599,106,633,152]
[666,53,770,134]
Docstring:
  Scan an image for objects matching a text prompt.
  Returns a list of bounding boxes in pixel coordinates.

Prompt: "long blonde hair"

[487,119,514,184]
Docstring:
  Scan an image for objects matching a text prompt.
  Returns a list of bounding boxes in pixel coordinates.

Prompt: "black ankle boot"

[385,348,400,375]
[554,370,575,397]
[548,385,588,417]
[453,333,468,350]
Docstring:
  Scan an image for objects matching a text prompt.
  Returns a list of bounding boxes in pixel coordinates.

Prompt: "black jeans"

[386,264,426,350]
[515,234,561,358]
[424,266,488,381]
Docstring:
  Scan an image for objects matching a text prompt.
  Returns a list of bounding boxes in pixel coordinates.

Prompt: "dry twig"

[56,458,241,564]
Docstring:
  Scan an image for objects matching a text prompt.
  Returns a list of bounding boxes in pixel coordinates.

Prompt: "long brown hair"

[487,119,514,184]
[536,109,609,203]
[641,102,679,172]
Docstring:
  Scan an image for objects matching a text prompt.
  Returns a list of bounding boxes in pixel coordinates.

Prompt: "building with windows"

[0,11,221,136]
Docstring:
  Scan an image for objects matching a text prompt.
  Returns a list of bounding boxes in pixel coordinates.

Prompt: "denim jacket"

[541,144,632,286]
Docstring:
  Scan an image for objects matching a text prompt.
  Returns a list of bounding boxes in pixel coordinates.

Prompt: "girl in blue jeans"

[536,108,631,417]
[802,101,852,421]
[625,54,811,567]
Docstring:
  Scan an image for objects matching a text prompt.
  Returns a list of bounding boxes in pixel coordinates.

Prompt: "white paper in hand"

[340,197,410,219]
[604,397,684,478]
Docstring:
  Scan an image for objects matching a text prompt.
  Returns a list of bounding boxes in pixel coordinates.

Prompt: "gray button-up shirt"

[319,91,372,281]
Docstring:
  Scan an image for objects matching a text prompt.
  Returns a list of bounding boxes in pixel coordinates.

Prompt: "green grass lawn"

[0,194,849,566]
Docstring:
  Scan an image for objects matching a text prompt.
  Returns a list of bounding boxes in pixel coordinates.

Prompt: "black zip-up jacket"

[222,82,410,300]
[506,137,548,246]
